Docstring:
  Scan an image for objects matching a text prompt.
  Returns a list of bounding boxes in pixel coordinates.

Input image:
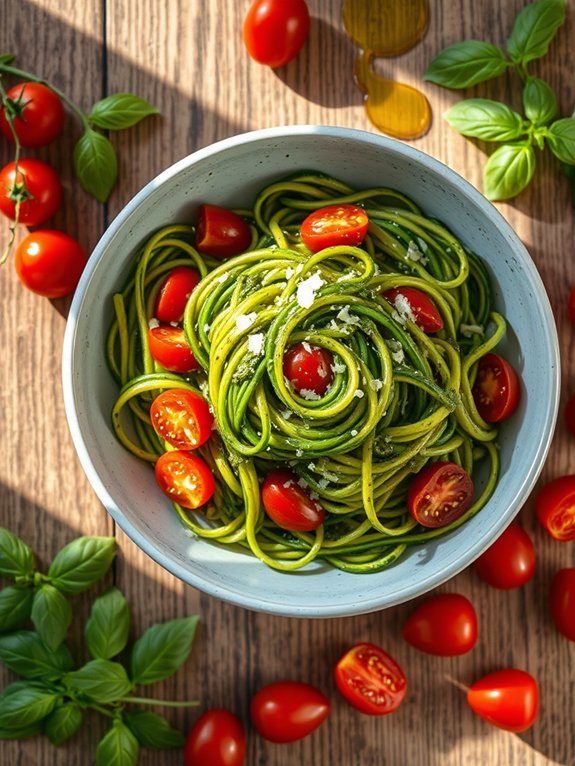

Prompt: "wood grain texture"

[1,1,574,764]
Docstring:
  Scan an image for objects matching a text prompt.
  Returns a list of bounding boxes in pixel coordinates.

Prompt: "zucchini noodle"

[107,172,505,573]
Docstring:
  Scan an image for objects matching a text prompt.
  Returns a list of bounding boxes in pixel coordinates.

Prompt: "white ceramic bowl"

[62,126,560,617]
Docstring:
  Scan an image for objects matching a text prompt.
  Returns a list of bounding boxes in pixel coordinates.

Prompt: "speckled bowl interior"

[62,126,560,617]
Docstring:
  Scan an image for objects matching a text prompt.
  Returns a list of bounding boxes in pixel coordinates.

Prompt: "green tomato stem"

[0,73,21,265]
[119,696,200,708]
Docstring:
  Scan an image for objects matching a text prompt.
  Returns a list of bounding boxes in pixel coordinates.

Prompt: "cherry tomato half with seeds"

[408,461,474,529]
[473,522,535,589]
[195,204,252,258]
[383,287,443,333]
[243,0,310,69]
[250,680,330,743]
[183,708,246,766]
[403,593,478,656]
[535,474,575,541]
[150,389,213,450]
[148,326,199,373]
[568,287,575,324]
[549,568,575,642]
[334,642,407,716]
[154,266,200,323]
[467,669,539,733]
[15,230,86,298]
[283,342,334,396]
[262,469,325,532]
[0,159,62,226]
[564,394,575,438]
[155,450,215,510]
[472,353,520,423]
[0,82,65,148]
[300,204,369,253]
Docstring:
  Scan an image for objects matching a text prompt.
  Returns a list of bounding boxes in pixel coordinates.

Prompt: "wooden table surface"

[1,1,574,764]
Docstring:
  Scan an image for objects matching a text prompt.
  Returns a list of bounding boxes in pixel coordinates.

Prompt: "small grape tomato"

[155,450,215,509]
[183,708,246,766]
[283,342,334,396]
[473,522,535,589]
[0,82,65,147]
[0,159,62,226]
[154,266,201,323]
[14,230,86,298]
[243,0,310,69]
[402,593,478,656]
[300,204,369,253]
[472,353,521,423]
[549,568,575,642]
[334,642,407,716]
[383,287,443,333]
[150,389,213,450]
[148,326,199,373]
[564,394,575,438]
[195,204,252,258]
[467,669,539,733]
[261,469,325,532]
[250,680,330,743]
[408,461,474,529]
[535,475,575,541]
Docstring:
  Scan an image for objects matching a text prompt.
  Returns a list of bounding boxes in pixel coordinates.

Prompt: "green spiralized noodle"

[107,172,506,573]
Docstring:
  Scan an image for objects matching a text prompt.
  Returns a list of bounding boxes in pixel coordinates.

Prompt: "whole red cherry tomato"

[0,159,62,226]
[472,353,521,423]
[148,326,199,373]
[14,230,86,298]
[568,287,575,324]
[251,680,330,743]
[564,394,575,438]
[467,669,539,733]
[150,389,213,450]
[383,287,443,333]
[408,461,474,529]
[154,450,215,509]
[261,469,325,532]
[154,266,201,323]
[0,82,65,148]
[549,568,575,642]
[535,474,575,541]
[334,642,407,716]
[283,342,334,396]
[473,522,536,589]
[243,0,310,68]
[300,204,369,253]
[183,708,245,766]
[195,204,252,258]
[402,593,478,656]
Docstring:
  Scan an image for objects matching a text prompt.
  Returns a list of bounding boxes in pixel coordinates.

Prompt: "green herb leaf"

[63,659,133,703]
[546,118,575,164]
[44,702,83,745]
[0,681,59,729]
[123,710,186,748]
[522,77,559,125]
[507,0,566,64]
[85,586,130,660]
[31,584,72,651]
[48,536,116,594]
[0,585,34,631]
[73,129,118,203]
[0,527,34,577]
[424,41,509,89]
[0,630,74,680]
[444,99,525,141]
[483,143,536,200]
[96,719,139,766]
[88,93,159,130]
[0,721,44,739]
[130,616,198,685]
[0,54,16,66]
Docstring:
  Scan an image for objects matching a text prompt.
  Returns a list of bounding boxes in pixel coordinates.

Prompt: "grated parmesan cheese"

[247,333,265,355]
[235,312,257,332]
[296,273,325,309]
[336,305,361,325]
[354,389,365,399]
[148,317,160,329]
[299,388,322,401]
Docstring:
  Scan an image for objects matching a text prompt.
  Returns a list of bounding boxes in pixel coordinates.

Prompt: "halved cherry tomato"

[154,266,201,323]
[472,353,520,423]
[300,204,369,253]
[148,326,199,373]
[261,469,325,532]
[564,394,575,437]
[549,568,575,642]
[250,680,330,743]
[0,82,65,148]
[283,342,334,396]
[150,389,213,450]
[467,669,539,733]
[0,159,62,226]
[183,708,245,766]
[383,287,443,333]
[408,461,474,529]
[243,0,310,69]
[568,287,575,324]
[195,204,251,258]
[535,475,575,541]
[402,593,477,656]
[334,642,407,716]
[14,230,86,298]
[155,450,215,509]
[473,522,536,589]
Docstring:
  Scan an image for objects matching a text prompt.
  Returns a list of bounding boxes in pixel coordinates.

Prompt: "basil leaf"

[96,719,139,766]
[130,616,198,685]
[0,585,34,631]
[0,54,16,66]
[86,586,130,660]
[63,659,133,703]
[31,584,72,651]
[507,0,566,64]
[48,536,116,594]
[522,77,558,125]
[73,129,118,203]
[483,143,536,200]
[88,93,159,130]
[444,99,524,141]
[0,721,43,739]
[546,118,575,164]
[123,710,186,748]
[0,630,74,680]
[0,527,34,577]
[424,41,508,88]
[44,702,83,745]
[0,682,59,728]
